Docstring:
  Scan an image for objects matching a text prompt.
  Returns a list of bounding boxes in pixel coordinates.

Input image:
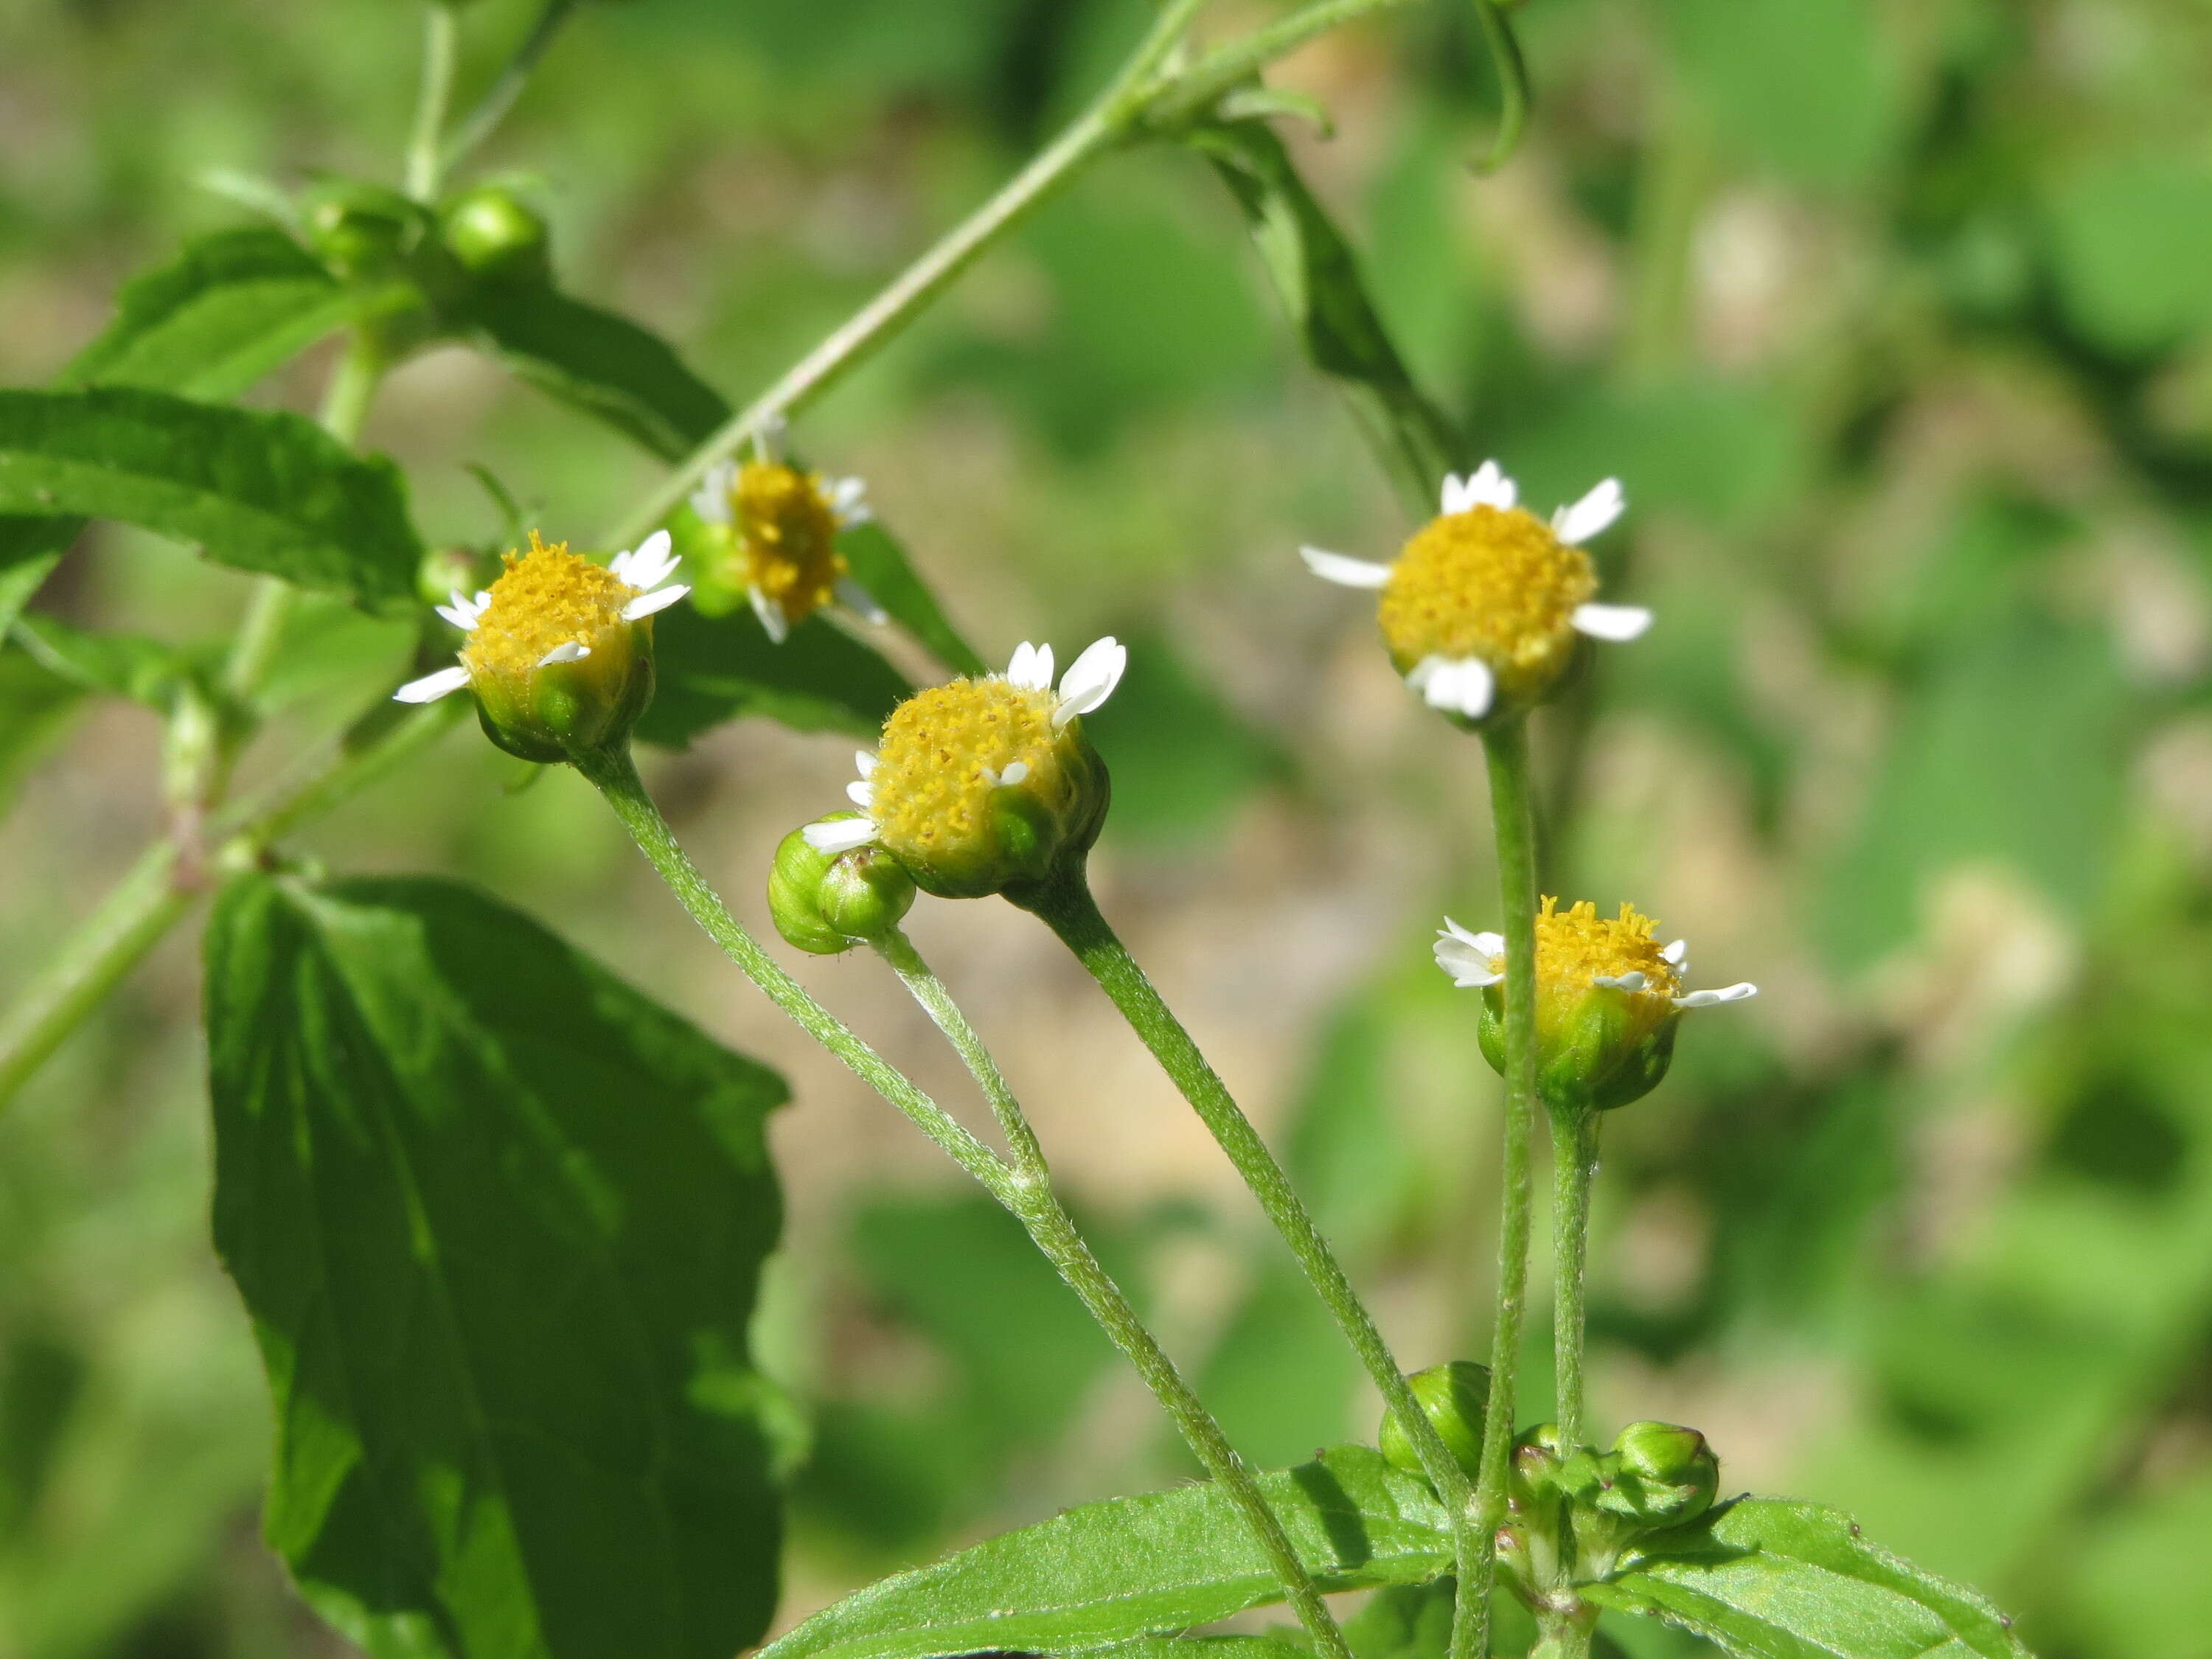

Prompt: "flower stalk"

[1549,1103,1601,1453]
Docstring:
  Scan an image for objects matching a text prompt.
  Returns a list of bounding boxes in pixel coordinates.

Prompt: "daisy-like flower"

[1301,460,1650,723]
[1435,898,1754,1112]
[802,638,1127,899]
[689,412,883,644]
[394,529,689,762]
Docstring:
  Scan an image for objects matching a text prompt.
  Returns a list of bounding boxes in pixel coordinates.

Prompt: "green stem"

[872,928,1354,1659]
[439,0,583,176]
[1138,0,1417,131]
[1548,1104,1599,1453]
[1470,717,1541,1655]
[574,747,1012,1197]
[1467,1,1530,175]
[405,3,462,200]
[1015,869,1486,1650]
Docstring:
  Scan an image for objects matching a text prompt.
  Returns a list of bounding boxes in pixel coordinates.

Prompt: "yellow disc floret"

[1534,897,1680,1029]
[872,679,1057,863]
[1377,506,1596,700]
[732,461,847,625]
[462,532,632,682]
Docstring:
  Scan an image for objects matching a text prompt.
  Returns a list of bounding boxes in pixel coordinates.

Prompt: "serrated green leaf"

[205,873,791,1659]
[839,521,986,677]
[62,227,355,402]
[762,1444,1453,1659]
[0,386,422,607]
[465,284,731,462]
[639,602,908,747]
[1583,1498,2031,1659]
[1186,118,1458,512]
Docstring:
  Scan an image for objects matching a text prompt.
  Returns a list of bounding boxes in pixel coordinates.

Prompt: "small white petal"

[1553,477,1626,545]
[1675,982,1758,1009]
[1054,636,1127,726]
[1433,935,1504,988]
[846,780,875,809]
[754,409,790,463]
[803,817,877,854]
[995,760,1030,787]
[392,664,471,703]
[1661,939,1688,966]
[622,584,689,622]
[689,459,736,525]
[1006,641,1054,691]
[1299,546,1393,589]
[828,476,871,519]
[1436,918,1507,957]
[537,641,590,666]
[1442,459,1517,515]
[750,587,790,644]
[855,750,877,779]
[1593,971,1649,992]
[1571,602,1653,643]
[835,577,888,624]
[615,529,679,591]
[1406,655,1495,720]
[434,591,482,631]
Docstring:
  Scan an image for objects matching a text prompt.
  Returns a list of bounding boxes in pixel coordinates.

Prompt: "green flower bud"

[769,817,917,955]
[1378,1360,1491,1485]
[302,181,432,283]
[1596,1421,1719,1528]
[809,639,1126,900]
[441,185,552,285]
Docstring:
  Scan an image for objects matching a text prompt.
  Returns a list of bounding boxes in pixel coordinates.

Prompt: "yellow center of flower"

[1377,506,1596,695]
[1531,897,1680,1008]
[870,678,1056,862]
[731,461,847,624]
[462,532,632,681]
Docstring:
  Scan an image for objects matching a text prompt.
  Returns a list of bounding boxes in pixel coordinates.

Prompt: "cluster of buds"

[1500,1420,1723,1621]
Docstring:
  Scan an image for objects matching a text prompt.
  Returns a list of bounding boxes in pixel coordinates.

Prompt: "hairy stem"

[574,747,1012,1196]
[1548,1104,1599,1453]
[872,928,1354,1659]
[405,2,462,200]
[1017,869,1487,1649]
[1470,717,1542,1654]
[440,0,585,176]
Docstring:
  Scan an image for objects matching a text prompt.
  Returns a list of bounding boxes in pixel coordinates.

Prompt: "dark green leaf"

[464,284,731,462]
[0,386,422,608]
[1342,1579,1453,1659]
[1082,1639,1315,1659]
[839,522,986,677]
[1583,1498,2031,1658]
[0,518,76,638]
[760,1444,1453,1659]
[1186,118,1459,512]
[62,227,355,402]
[639,602,909,747]
[205,874,793,1659]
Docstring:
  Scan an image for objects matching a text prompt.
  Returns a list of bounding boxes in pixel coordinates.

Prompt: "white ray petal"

[689,459,736,525]
[435,591,484,632]
[1553,477,1625,545]
[1594,971,1649,992]
[615,529,678,591]
[1674,982,1758,1008]
[1006,641,1054,691]
[1406,654,1495,720]
[855,750,877,779]
[750,587,790,644]
[985,760,1031,788]
[1433,935,1505,988]
[753,409,790,463]
[835,577,887,624]
[828,476,872,524]
[1437,917,1507,958]
[803,817,877,854]
[621,584,689,621]
[1661,939,1688,965]
[1442,459,1517,515]
[393,664,471,703]
[1571,602,1653,642]
[537,641,591,666]
[1054,636,1127,726]
[846,780,875,809]
[1299,546,1393,588]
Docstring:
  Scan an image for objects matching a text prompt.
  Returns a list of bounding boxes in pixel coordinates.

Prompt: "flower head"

[393,529,688,762]
[804,637,1126,898]
[1301,461,1649,723]
[1436,898,1754,1112]
[689,414,882,643]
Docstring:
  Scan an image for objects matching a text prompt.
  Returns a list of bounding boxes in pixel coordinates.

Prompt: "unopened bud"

[1378,1360,1490,1485]
[441,185,552,285]
[770,818,917,954]
[1596,1421,1719,1528]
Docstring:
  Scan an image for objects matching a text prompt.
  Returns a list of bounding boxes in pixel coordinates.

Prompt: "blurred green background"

[6,0,2212,1655]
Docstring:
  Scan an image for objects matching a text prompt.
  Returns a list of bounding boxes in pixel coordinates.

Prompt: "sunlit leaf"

[639,602,908,746]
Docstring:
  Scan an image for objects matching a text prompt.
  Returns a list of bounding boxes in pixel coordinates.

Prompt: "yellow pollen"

[1532,897,1680,1001]
[462,532,632,681]
[870,678,1056,861]
[731,461,847,625]
[1377,506,1596,695]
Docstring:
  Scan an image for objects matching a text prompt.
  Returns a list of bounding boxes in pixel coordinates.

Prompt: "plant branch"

[872,927,1354,1659]
[406,3,463,200]
[439,0,585,178]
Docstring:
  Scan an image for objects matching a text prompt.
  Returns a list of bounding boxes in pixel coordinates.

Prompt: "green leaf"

[62,227,355,402]
[205,873,793,1659]
[464,284,731,462]
[1186,118,1459,512]
[839,521,987,678]
[1083,1639,1316,1659]
[639,603,909,747]
[0,518,77,638]
[10,612,202,707]
[0,386,422,608]
[1583,1498,2031,1658]
[761,1444,1453,1659]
